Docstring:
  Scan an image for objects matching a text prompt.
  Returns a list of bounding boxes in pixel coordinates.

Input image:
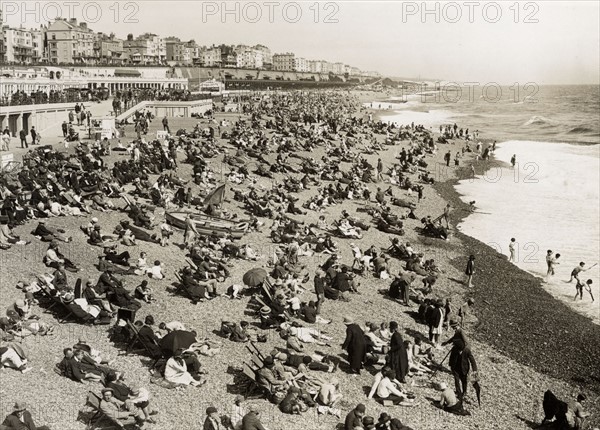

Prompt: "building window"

[52,34,55,40]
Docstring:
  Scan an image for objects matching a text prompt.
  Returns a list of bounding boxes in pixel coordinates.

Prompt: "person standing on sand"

[510,154,516,168]
[509,238,516,263]
[444,151,451,167]
[470,164,476,179]
[376,158,384,182]
[183,213,198,249]
[341,316,366,375]
[465,255,475,288]
[441,204,451,228]
[449,339,478,401]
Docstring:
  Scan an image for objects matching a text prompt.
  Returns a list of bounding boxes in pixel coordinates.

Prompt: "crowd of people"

[0,90,593,430]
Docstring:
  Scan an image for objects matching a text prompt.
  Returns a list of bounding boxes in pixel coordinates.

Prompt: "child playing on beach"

[575,279,594,302]
[159,222,173,247]
[545,250,560,281]
[567,261,596,283]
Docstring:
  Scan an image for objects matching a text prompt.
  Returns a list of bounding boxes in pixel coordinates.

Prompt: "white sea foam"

[455,140,600,324]
[380,109,456,128]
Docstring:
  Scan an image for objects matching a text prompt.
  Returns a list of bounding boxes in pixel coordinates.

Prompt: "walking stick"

[429,348,452,380]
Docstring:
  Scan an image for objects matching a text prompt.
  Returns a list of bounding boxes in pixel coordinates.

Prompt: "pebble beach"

[0,89,598,430]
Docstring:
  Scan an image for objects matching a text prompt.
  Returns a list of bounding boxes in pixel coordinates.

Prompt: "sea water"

[455,141,600,324]
[371,85,600,323]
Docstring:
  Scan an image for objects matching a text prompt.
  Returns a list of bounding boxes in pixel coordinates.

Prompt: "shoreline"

[369,100,600,394]
[434,155,600,394]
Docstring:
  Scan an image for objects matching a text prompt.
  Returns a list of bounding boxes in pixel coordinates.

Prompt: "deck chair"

[261,279,274,302]
[124,320,163,367]
[121,195,132,209]
[83,391,125,429]
[36,285,60,313]
[241,362,268,399]
[173,272,195,302]
[246,342,265,361]
[252,295,270,311]
[250,353,264,369]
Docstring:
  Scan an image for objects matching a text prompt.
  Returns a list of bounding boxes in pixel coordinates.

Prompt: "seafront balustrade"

[0,75,189,104]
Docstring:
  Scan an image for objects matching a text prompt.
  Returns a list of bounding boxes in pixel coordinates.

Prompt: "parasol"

[243,268,268,287]
[159,330,197,357]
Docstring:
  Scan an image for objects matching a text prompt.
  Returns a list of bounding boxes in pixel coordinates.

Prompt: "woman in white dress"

[164,354,203,387]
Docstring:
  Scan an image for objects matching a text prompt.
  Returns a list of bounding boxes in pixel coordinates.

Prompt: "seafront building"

[0,11,375,77]
[46,18,95,64]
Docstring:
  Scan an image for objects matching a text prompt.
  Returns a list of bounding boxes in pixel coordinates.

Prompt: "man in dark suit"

[137,315,162,357]
[19,129,27,148]
[1,402,51,430]
[30,127,37,145]
[344,403,366,430]
[342,316,366,374]
[449,339,478,400]
[202,406,222,430]
[332,266,357,297]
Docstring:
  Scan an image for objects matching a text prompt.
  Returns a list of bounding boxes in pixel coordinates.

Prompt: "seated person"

[147,260,164,280]
[405,339,432,374]
[438,382,469,415]
[180,267,217,303]
[136,316,162,357]
[256,356,287,394]
[57,348,116,383]
[164,349,205,387]
[0,342,31,373]
[372,369,416,406]
[276,352,335,373]
[2,402,51,430]
[99,387,146,428]
[365,322,389,354]
[134,280,155,303]
[301,301,331,325]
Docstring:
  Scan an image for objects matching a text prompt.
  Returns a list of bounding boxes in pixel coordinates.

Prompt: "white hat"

[91,217,99,223]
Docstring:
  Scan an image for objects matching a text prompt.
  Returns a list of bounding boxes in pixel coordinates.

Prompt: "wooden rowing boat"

[165,211,249,239]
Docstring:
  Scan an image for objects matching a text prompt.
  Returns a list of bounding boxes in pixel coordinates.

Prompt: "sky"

[2,1,599,85]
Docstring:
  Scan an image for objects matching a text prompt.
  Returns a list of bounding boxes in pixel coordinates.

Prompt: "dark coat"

[342,323,366,372]
[449,346,478,376]
[202,416,220,430]
[1,410,40,430]
[465,260,475,276]
[388,331,409,381]
[428,307,443,328]
[344,409,363,430]
[333,272,352,292]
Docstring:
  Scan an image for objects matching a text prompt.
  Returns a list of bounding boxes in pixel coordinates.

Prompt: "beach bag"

[380,270,390,280]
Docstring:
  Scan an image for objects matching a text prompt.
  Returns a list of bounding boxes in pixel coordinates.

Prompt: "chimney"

[80,22,87,29]
[69,18,77,25]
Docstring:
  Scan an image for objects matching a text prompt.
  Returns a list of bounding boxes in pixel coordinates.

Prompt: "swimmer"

[567,262,596,283]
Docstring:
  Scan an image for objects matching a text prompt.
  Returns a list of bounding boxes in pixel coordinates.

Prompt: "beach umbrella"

[159,330,197,357]
[243,268,268,287]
